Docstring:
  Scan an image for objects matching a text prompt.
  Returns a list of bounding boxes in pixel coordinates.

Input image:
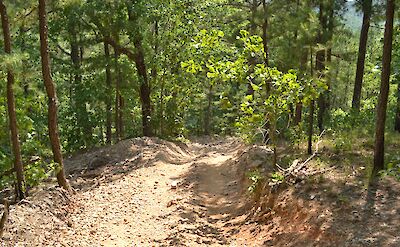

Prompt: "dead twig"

[281,130,326,180]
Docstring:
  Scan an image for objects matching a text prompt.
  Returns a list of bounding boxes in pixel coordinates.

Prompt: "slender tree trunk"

[316,2,326,133]
[294,48,309,125]
[119,95,124,138]
[114,49,121,141]
[204,84,213,135]
[159,74,165,136]
[352,0,372,111]
[395,82,400,132]
[246,0,259,96]
[104,41,112,144]
[308,46,314,155]
[151,20,158,81]
[70,30,92,146]
[126,6,152,137]
[373,0,395,175]
[316,49,326,133]
[38,0,70,191]
[0,0,26,200]
[294,104,302,125]
[316,1,334,133]
[135,41,152,137]
[262,0,269,66]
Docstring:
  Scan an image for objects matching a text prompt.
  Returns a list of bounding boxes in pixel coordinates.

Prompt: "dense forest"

[0,0,400,245]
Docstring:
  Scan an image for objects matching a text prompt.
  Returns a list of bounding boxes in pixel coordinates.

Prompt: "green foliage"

[0,0,398,191]
[246,169,263,193]
[270,171,285,186]
[380,157,400,181]
[24,161,58,187]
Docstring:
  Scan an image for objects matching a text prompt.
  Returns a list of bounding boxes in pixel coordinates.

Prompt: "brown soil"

[1,137,399,246]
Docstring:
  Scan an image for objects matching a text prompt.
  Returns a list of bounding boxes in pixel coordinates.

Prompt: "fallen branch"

[281,130,326,180]
[0,199,9,238]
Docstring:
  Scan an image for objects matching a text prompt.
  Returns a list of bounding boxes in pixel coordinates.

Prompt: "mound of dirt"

[229,145,400,247]
[2,186,76,245]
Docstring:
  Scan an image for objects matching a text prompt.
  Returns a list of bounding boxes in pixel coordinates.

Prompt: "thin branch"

[56,43,71,56]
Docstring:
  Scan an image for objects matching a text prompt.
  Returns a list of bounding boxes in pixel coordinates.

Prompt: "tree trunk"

[119,94,124,138]
[114,49,121,141]
[204,84,213,135]
[159,74,165,136]
[38,0,70,191]
[262,0,269,66]
[316,49,326,133]
[126,6,152,137]
[308,46,314,155]
[395,82,400,132]
[352,0,372,112]
[294,103,302,125]
[70,30,92,146]
[136,42,152,137]
[373,0,395,175]
[104,41,112,144]
[0,0,26,200]
[295,48,309,125]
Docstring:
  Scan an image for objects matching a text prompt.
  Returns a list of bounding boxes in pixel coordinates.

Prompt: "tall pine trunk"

[38,0,70,191]
[352,0,372,111]
[373,0,395,175]
[316,49,326,133]
[308,46,315,155]
[104,41,112,143]
[316,3,327,133]
[0,0,26,200]
[114,48,121,141]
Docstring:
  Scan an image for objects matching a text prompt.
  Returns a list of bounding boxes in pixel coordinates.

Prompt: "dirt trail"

[3,137,252,246]
[4,137,400,246]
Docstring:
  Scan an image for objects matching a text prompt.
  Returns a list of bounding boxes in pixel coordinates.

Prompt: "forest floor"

[1,136,400,246]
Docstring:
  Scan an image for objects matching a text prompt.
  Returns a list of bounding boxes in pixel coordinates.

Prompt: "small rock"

[170,181,178,189]
[167,200,177,207]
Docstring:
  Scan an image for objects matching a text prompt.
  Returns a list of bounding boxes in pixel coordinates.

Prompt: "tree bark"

[38,0,70,191]
[316,1,335,133]
[262,0,269,66]
[294,103,302,125]
[373,0,395,175]
[308,46,314,155]
[114,48,121,141]
[352,0,372,112]
[316,2,327,133]
[395,82,400,132]
[125,6,152,137]
[135,40,152,137]
[316,49,326,133]
[104,41,112,144]
[0,0,26,200]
